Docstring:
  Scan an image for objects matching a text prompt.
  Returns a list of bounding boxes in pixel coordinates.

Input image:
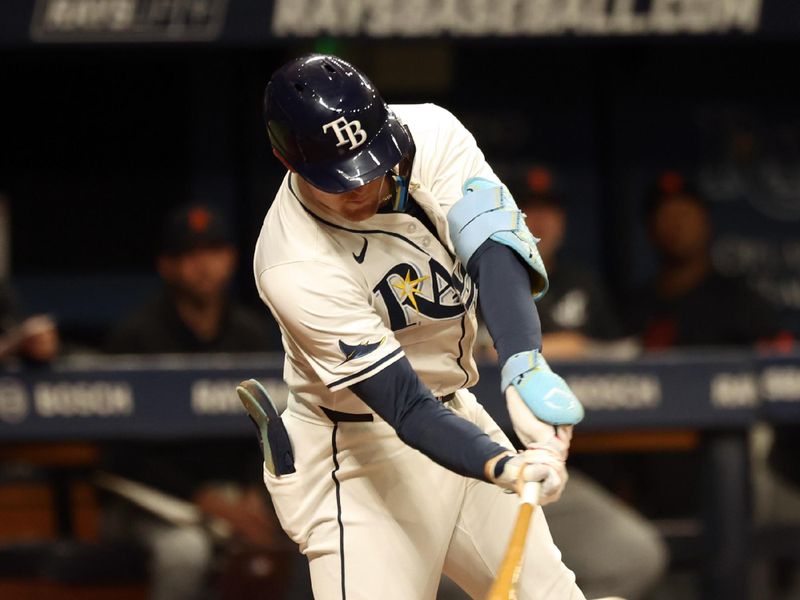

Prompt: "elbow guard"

[447,177,548,299]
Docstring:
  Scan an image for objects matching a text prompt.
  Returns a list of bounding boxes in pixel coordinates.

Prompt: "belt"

[321,407,373,423]
[321,392,456,424]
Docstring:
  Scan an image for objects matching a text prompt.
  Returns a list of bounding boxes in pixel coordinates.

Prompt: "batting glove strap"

[500,350,543,391]
[501,350,584,426]
[493,454,515,479]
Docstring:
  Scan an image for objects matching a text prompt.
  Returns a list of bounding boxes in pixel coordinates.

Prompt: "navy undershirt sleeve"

[467,239,542,366]
[399,197,541,365]
[350,358,508,481]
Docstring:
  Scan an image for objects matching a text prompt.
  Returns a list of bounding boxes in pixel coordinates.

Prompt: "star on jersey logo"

[338,336,386,365]
[392,270,430,312]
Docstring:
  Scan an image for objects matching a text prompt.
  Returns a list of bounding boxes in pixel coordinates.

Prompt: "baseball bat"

[93,471,232,540]
[486,481,541,600]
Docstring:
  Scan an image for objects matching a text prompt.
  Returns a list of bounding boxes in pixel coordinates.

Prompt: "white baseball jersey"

[254,103,500,421]
[255,102,584,600]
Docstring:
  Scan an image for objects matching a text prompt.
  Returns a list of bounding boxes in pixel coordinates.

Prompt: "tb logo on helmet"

[322,117,368,150]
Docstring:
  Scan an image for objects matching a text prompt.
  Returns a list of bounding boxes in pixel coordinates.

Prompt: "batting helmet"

[264,54,415,200]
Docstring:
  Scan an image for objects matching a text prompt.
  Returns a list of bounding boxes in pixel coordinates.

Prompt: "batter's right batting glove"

[502,350,583,457]
[498,351,583,503]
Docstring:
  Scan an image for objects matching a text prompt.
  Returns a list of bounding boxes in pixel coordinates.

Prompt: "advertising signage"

[11,0,797,45]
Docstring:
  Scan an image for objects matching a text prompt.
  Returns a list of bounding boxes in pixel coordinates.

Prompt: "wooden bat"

[486,481,541,600]
[93,471,232,540]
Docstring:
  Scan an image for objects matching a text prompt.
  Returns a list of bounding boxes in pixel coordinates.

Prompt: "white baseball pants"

[264,389,585,600]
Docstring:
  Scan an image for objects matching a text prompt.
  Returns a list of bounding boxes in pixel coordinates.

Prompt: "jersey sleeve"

[257,260,404,392]
[418,105,501,212]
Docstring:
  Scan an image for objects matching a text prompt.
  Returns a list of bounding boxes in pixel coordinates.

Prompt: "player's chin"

[342,202,379,221]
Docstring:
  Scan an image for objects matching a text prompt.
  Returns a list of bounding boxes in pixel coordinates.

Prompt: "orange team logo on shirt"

[188,207,212,232]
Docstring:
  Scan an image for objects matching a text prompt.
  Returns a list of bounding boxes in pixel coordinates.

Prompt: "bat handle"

[521,481,541,506]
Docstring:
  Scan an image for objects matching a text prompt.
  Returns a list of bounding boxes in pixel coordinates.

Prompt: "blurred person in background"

[107,202,281,354]
[625,171,787,349]
[516,167,667,600]
[469,166,666,600]
[626,172,797,597]
[763,404,800,600]
[102,202,292,600]
[0,194,59,365]
[0,283,59,364]
[519,167,636,360]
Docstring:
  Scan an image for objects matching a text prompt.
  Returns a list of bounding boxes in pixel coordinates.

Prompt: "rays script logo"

[373,257,474,331]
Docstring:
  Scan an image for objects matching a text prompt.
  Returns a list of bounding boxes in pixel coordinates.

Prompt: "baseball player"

[253,54,586,600]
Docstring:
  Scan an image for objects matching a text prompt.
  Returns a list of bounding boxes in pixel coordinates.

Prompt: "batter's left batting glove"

[501,350,584,458]
[485,448,567,505]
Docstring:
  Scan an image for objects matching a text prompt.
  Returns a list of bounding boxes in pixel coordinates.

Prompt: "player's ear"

[273,149,296,172]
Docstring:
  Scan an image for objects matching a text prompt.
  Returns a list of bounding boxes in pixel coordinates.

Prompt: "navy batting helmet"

[264,54,415,201]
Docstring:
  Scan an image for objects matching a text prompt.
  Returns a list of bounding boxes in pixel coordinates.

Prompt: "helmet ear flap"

[272,148,295,172]
[389,173,408,212]
[389,126,416,211]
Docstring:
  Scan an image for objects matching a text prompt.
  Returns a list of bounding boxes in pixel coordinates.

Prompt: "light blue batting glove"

[500,350,583,426]
[501,350,584,425]
[501,350,583,504]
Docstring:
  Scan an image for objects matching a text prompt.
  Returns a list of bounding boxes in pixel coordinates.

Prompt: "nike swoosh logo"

[338,337,386,364]
[353,237,368,263]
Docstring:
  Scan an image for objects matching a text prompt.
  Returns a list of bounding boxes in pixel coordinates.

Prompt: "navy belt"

[321,407,373,423]
[321,393,456,424]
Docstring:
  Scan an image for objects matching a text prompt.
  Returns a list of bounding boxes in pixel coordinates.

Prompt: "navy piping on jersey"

[329,422,347,600]
[398,194,458,262]
[397,195,469,382]
[455,313,470,389]
[327,347,404,389]
[291,177,473,391]
[289,178,429,255]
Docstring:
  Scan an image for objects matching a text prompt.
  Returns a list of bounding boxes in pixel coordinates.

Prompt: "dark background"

[1,5,799,347]
[1,4,799,599]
